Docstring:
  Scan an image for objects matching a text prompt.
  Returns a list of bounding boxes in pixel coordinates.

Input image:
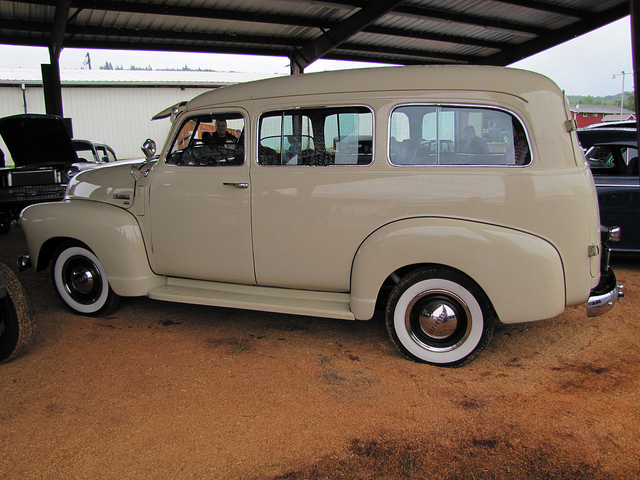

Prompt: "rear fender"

[350,218,566,323]
[20,201,164,297]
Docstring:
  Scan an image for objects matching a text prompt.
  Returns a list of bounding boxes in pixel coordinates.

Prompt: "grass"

[469,467,483,480]
[233,337,247,356]
[408,452,414,479]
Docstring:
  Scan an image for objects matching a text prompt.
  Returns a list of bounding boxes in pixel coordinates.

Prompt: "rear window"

[389,106,531,166]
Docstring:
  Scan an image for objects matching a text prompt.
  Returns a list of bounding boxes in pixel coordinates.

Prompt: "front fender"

[350,218,566,323]
[20,200,164,297]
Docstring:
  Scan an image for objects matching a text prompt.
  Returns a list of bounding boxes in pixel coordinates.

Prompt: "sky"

[0,16,634,98]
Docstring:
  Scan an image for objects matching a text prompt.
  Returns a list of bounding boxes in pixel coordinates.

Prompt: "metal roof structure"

[0,0,637,118]
[0,0,633,71]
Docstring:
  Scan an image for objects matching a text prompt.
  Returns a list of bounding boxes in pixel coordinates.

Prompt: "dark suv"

[578,127,639,254]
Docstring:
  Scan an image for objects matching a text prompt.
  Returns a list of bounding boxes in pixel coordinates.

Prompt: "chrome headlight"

[66,166,80,178]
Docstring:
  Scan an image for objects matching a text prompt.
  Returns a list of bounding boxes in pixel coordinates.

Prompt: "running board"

[149,277,355,320]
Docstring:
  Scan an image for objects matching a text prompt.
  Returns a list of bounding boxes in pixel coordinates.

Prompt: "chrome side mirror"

[141,138,156,161]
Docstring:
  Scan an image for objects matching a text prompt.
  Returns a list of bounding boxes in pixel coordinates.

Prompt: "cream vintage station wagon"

[18,66,622,366]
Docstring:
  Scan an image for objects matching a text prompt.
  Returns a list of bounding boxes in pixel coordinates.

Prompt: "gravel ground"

[1,225,639,480]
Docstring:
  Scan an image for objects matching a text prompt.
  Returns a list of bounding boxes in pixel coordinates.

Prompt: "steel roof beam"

[47,0,334,29]
[12,0,609,38]
[50,0,72,58]
[482,2,629,64]
[290,0,404,73]
[7,0,571,60]
[392,5,546,37]
[449,0,587,20]
[0,0,631,71]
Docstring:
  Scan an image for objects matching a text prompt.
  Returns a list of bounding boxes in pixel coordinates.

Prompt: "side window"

[586,146,638,176]
[166,113,245,166]
[106,148,117,162]
[389,106,531,166]
[75,148,95,163]
[390,106,437,165]
[96,146,111,163]
[258,106,373,166]
[73,143,96,163]
[586,146,616,173]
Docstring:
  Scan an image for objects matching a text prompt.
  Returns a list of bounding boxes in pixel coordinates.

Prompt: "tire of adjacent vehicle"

[51,242,121,316]
[385,267,495,367]
[0,214,11,234]
[0,263,35,364]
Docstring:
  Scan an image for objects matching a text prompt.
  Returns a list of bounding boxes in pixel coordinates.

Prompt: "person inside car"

[459,126,488,154]
[207,119,237,146]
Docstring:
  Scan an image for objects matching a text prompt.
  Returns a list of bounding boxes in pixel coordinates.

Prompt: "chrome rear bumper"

[587,268,623,317]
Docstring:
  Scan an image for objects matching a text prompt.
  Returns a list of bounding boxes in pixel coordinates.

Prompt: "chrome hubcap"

[70,266,95,296]
[405,289,472,352]
[416,302,458,339]
[62,256,103,305]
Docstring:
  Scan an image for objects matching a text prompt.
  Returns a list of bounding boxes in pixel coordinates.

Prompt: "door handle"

[223,182,249,189]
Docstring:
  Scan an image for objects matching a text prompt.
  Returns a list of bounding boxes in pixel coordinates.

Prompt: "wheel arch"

[34,236,74,272]
[21,201,165,297]
[350,217,566,324]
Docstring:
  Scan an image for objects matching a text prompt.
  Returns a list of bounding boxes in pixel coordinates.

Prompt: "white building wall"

[1,84,212,163]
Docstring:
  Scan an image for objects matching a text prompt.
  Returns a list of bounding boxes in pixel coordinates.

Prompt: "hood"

[66,159,144,209]
[0,114,78,167]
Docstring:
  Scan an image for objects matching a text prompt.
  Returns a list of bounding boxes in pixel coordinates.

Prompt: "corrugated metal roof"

[0,0,631,70]
[0,67,285,86]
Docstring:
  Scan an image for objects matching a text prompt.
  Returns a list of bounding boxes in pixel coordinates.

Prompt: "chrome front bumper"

[587,267,624,317]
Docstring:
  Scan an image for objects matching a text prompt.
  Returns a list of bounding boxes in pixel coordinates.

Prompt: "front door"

[147,111,255,285]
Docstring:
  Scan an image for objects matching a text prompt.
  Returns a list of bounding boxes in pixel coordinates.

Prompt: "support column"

[42,0,72,118]
[41,57,64,117]
[290,56,304,75]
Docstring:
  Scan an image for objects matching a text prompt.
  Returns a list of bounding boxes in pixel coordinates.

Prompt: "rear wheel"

[0,263,35,363]
[51,242,120,316]
[385,267,495,367]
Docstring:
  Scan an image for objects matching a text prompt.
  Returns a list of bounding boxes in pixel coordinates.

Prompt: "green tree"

[624,92,635,111]
[99,61,114,70]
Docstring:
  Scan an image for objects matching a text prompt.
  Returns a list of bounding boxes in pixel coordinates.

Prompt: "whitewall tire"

[51,242,120,316]
[385,267,495,367]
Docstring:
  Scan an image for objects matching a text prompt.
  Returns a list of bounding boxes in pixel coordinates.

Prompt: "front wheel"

[0,263,35,363]
[385,267,495,367]
[51,242,120,316]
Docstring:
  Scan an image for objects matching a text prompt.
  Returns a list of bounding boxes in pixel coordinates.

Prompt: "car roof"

[577,128,638,149]
[186,65,562,111]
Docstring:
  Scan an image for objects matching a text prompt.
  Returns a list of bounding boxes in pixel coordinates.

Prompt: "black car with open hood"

[0,114,80,233]
[0,114,100,234]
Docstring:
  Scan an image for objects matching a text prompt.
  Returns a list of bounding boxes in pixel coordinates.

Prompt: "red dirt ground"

[1,226,639,480]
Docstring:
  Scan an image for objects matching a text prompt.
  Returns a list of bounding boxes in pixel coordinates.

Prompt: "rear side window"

[259,106,373,166]
[390,106,531,166]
